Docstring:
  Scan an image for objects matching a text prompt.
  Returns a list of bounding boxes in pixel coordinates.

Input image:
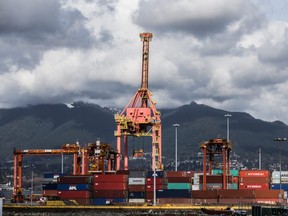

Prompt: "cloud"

[1,0,288,124]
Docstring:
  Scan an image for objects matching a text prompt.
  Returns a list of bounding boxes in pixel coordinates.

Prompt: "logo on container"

[69,186,77,190]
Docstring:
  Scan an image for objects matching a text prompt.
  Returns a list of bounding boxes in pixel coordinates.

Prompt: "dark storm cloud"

[0,0,95,71]
[133,0,252,37]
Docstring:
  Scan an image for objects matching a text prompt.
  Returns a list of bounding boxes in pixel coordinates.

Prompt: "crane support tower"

[114,32,162,171]
[200,138,232,190]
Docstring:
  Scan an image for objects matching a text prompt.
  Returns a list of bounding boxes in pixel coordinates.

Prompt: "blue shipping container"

[42,183,58,190]
[147,171,164,178]
[43,173,66,179]
[57,184,91,191]
[93,198,127,205]
[128,192,145,199]
[156,189,192,198]
[271,184,288,191]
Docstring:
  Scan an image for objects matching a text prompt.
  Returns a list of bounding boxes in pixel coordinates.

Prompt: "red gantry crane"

[200,138,232,190]
[114,32,162,171]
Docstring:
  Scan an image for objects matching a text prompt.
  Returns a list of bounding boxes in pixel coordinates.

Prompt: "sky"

[0,0,288,124]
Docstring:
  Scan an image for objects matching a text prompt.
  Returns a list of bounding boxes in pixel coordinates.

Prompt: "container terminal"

[2,33,288,216]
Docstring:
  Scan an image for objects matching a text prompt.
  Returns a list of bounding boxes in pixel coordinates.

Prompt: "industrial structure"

[200,138,232,190]
[12,141,118,202]
[114,32,162,171]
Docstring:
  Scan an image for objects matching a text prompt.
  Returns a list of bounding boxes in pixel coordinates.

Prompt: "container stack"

[127,170,146,203]
[42,173,63,199]
[270,171,288,200]
[192,172,202,190]
[239,170,270,190]
[145,170,165,203]
[57,175,94,205]
[94,174,128,205]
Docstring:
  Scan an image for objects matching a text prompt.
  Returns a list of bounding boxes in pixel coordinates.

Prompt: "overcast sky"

[0,0,288,124]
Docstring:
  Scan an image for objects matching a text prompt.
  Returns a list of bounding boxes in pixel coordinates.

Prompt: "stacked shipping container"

[239,170,270,190]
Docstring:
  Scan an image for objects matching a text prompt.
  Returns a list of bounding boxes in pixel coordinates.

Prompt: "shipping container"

[218,189,255,199]
[199,175,233,184]
[128,198,145,203]
[128,191,145,199]
[128,178,145,185]
[42,183,58,190]
[94,182,127,190]
[167,177,191,183]
[272,171,288,179]
[192,185,200,191]
[42,190,58,197]
[270,183,288,191]
[239,177,270,184]
[57,191,93,199]
[146,184,166,191]
[167,183,191,190]
[57,184,92,191]
[255,189,283,198]
[239,183,269,190]
[191,190,218,199]
[128,185,145,192]
[156,189,192,198]
[116,170,130,175]
[94,174,128,183]
[212,169,239,176]
[128,170,146,178]
[93,190,127,198]
[147,171,164,178]
[92,198,127,205]
[157,198,192,204]
[239,170,269,178]
[165,171,187,178]
[146,177,167,185]
[44,173,66,179]
[58,176,93,184]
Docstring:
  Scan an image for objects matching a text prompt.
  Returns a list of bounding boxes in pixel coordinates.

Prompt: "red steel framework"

[114,32,162,171]
[200,138,232,190]
[13,141,118,200]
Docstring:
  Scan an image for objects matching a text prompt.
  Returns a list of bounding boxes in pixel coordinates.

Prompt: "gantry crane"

[114,32,162,171]
[12,141,118,202]
[200,138,232,190]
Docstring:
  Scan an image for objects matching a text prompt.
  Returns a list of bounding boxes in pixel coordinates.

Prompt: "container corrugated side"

[94,174,128,183]
[239,183,269,190]
[167,177,191,183]
[94,182,127,190]
[128,191,145,199]
[156,189,192,198]
[239,170,269,178]
[128,198,145,203]
[157,198,192,204]
[128,185,145,192]
[147,171,164,178]
[167,183,191,190]
[57,191,93,199]
[93,190,127,198]
[92,198,127,205]
[43,190,58,197]
[57,183,92,191]
[42,183,58,190]
[271,183,288,191]
[146,177,167,185]
[58,176,93,184]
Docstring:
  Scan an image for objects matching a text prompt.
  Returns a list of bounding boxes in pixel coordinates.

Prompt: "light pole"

[224,114,231,189]
[224,114,232,142]
[173,124,180,171]
[273,137,286,205]
[30,166,34,206]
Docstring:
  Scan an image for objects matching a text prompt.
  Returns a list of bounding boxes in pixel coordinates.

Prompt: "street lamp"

[224,114,232,142]
[273,137,286,205]
[173,124,180,171]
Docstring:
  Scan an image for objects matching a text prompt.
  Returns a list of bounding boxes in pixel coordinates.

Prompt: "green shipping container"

[212,169,239,177]
[167,183,191,190]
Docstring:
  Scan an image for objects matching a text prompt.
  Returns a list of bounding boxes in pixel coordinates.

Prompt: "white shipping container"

[128,198,145,203]
[128,178,145,185]
[192,185,200,190]
[272,171,288,178]
[271,178,288,184]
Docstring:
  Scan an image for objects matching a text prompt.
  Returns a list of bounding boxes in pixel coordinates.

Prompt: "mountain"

[0,101,287,170]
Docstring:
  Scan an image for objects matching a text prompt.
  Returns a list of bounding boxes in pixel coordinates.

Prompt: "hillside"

[0,101,287,171]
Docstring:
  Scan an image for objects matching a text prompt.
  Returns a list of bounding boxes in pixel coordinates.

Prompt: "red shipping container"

[94,174,128,183]
[146,184,166,191]
[146,178,166,185]
[128,185,145,192]
[57,190,93,199]
[43,190,58,197]
[94,182,127,190]
[239,183,269,190]
[94,190,127,198]
[255,189,283,198]
[167,177,191,183]
[239,170,269,178]
[165,171,187,178]
[240,177,269,184]
[146,191,154,199]
[58,176,93,184]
